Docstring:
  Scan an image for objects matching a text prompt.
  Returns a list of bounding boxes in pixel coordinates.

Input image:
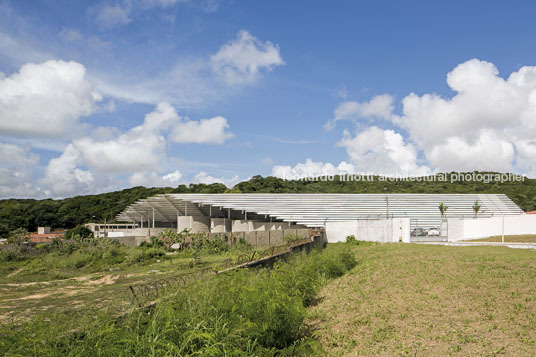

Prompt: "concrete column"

[152,208,155,229]
[228,208,232,233]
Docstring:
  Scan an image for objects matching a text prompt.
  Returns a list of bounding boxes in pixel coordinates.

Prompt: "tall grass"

[1,244,356,356]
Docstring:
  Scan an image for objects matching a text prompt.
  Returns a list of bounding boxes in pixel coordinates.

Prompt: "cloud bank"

[280,59,536,178]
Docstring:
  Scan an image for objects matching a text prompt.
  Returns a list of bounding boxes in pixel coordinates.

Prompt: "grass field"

[2,241,536,355]
[0,242,242,324]
[309,243,536,356]
[467,234,536,243]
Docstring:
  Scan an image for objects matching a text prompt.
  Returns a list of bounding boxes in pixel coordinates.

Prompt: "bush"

[0,244,25,262]
[284,234,304,245]
[7,228,30,245]
[64,226,93,240]
[191,233,229,254]
[345,235,361,245]
[139,236,165,249]
[127,247,166,264]
[50,239,126,269]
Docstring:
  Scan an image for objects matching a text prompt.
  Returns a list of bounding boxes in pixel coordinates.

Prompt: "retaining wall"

[325,218,411,243]
[447,215,536,241]
[110,228,310,248]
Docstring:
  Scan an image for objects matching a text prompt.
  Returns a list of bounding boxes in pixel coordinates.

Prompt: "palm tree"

[438,202,448,218]
[472,200,481,219]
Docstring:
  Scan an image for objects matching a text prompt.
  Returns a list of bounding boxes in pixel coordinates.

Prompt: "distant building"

[28,227,65,244]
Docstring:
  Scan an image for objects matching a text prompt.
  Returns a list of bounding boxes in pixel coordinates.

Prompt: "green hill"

[1,172,534,236]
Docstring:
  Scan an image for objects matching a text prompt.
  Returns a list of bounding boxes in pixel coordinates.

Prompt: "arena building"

[106,193,529,243]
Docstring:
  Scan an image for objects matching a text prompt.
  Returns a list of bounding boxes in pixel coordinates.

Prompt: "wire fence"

[122,237,314,308]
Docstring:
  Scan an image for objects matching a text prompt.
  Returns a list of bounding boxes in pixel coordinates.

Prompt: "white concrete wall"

[446,219,464,242]
[210,218,232,233]
[448,215,536,241]
[231,220,279,232]
[177,216,210,233]
[392,218,411,243]
[232,219,250,232]
[326,218,410,243]
[250,221,270,231]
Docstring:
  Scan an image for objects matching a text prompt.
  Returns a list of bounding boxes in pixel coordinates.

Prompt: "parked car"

[411,228,427,236]
[427,228,440,236]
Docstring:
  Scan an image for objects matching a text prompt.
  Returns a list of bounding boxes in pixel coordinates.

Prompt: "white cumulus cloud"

[193,171,240,187]
[211,30,284,85]
[0,143,40,198]
[72,102,232,173]
[40,144,94,197]
[337,126,431,175]
[170,115,233,144]
[426,131,515,172]
[396,58,536,174]
[272,158,358,179]
[325,94,394,130]
[0,60,101,137]
[73,102,177,173]
[128,170,183,187]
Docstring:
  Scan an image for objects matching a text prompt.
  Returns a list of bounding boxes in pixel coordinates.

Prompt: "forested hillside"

[0,183,227,237]
[0,172,534,236]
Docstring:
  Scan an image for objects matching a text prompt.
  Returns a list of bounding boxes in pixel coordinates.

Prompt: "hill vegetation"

[0,172,534,236]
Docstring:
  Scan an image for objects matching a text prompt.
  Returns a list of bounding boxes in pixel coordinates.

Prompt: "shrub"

[0,244,25,262]
[284,234,304,245]
[7,228,30,245]
[139,236,165,249]
[345,235,356,243]
[64,226,93,240]
[127,247,166,264]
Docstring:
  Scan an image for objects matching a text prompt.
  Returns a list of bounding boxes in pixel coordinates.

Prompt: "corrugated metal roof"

[116,193,524,228]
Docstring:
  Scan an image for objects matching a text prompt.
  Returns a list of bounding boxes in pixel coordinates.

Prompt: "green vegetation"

[0,244,356,356]
[64,225,93,240]
[0,229,272,325]
[472,199,481,218]
[439,201,448,217]
[2,172,534,237]
[309,243,536,355]
[468,234,536,243]
[0,183,229,237]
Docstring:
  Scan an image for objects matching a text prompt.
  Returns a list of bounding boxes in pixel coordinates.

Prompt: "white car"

[427,228,440,236]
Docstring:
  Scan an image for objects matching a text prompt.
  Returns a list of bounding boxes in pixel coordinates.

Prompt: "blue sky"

[1,0,536,198]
